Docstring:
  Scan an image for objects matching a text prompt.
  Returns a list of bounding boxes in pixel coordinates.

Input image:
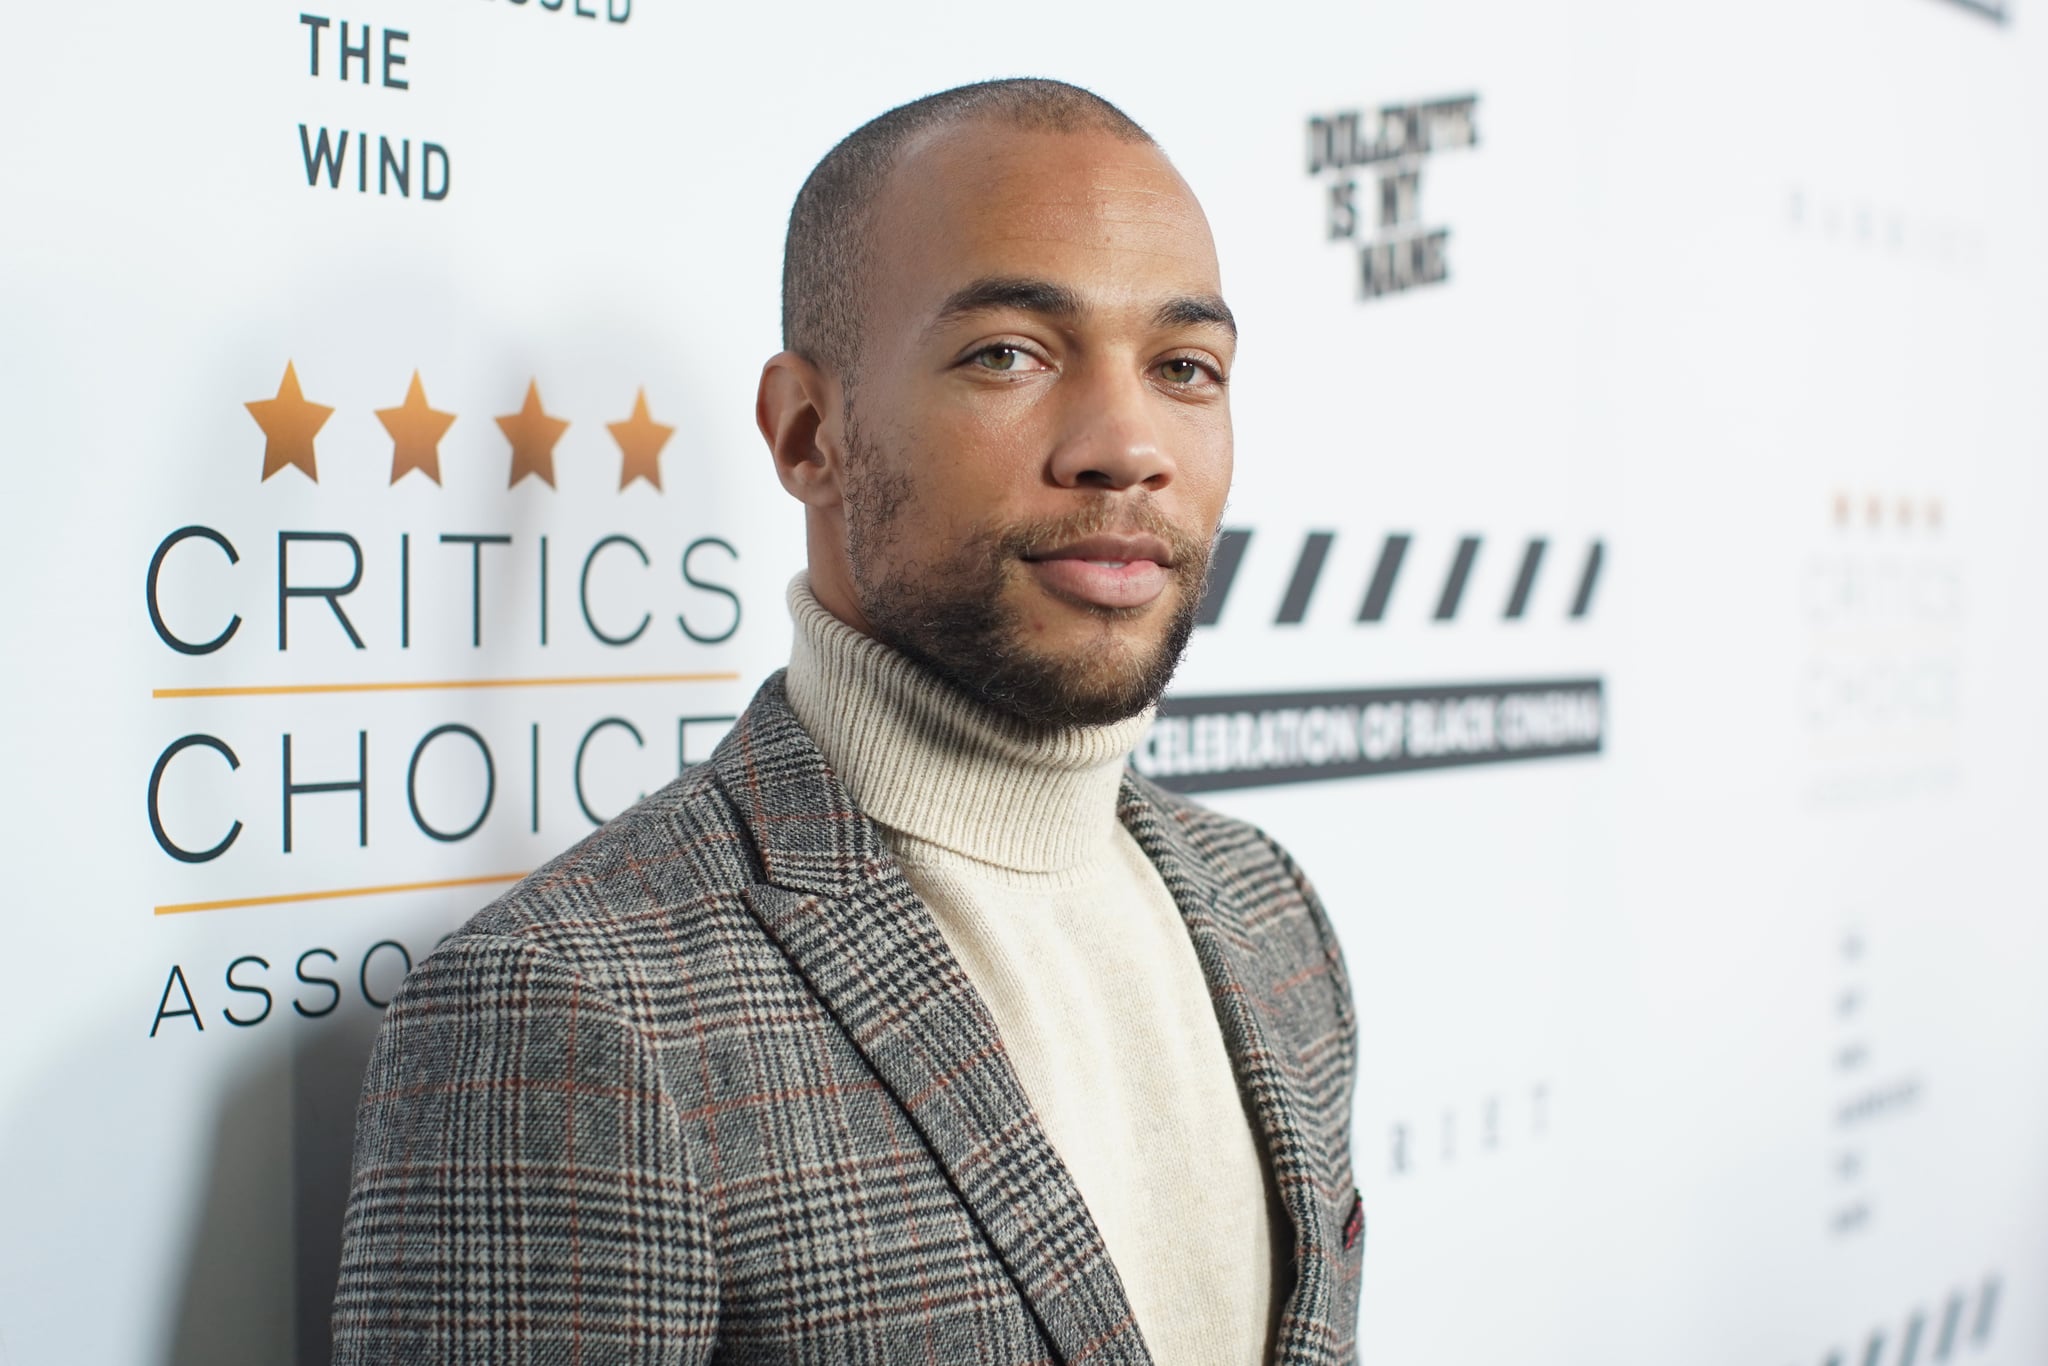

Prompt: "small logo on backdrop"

[1140,526,1606,793]
[1803,492,1959,807]
[1307,95,1478,301]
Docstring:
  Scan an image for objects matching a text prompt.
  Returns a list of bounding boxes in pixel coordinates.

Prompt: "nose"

[1046,366,1175,492]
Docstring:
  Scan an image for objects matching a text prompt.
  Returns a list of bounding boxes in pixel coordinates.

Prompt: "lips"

[1022,533,1175,611]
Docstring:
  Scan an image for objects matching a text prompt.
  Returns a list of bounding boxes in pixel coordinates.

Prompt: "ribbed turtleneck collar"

[782,574,1151,874]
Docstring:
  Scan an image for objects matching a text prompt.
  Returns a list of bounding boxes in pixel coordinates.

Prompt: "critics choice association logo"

[145,360,744,1039]
[1135,526,1605,793]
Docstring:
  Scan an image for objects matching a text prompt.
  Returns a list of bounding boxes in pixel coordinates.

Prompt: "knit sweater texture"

[783,575,1286,1363]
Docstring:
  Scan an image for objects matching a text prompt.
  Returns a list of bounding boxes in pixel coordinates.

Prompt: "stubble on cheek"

[841,448,917,590]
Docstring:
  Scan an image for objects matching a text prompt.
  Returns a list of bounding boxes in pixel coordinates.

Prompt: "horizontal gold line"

[152,671,740,699]
[154,871,528,917]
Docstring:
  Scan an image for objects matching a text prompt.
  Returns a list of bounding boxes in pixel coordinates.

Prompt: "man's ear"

[756,351,847,509]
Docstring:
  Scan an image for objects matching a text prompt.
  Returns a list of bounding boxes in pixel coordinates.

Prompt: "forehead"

[863,122,1222,330]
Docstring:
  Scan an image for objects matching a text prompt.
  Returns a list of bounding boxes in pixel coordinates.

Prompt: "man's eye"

[1160,358,1211,385]
[972,346,1035,372]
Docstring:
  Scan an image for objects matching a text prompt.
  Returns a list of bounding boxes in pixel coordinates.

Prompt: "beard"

[841,432,1213,731]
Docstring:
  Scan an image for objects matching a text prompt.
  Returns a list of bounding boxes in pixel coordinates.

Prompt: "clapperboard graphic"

[1807,1274,2002,1366]
[1135,529,1607,793]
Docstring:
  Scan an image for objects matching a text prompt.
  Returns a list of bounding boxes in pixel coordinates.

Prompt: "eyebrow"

[927,274,1238,340]
[932,276,1082,327]
[1153,293,1237,337]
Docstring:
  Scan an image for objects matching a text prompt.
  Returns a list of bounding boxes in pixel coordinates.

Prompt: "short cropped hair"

[781,78,1153,384]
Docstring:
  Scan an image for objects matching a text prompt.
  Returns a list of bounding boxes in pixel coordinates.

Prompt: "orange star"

[376,370,457,485]
[245,361,334,483]
[608,388,675,491]
[496,380,569,489]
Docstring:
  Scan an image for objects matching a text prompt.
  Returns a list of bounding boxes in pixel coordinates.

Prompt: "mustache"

[990,499,1212,570]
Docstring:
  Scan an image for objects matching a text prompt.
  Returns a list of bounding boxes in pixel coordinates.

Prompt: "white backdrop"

[2,2,2044,1363]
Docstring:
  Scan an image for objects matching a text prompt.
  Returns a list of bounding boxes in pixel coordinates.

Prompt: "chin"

[864,558,1198,730]
[1004,623,1180,724]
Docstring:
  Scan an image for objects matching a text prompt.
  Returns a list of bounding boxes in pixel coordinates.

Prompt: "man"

[333,78,1361,1364]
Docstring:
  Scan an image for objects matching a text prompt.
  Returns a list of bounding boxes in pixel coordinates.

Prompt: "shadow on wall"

[165,1009,380,1366]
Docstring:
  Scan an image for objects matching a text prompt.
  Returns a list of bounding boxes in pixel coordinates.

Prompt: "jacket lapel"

[1116,777,1343,1365]
[712,675,1151,1365]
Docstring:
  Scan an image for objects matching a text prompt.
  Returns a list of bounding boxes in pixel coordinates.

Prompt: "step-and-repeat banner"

[2,2,2042,1362]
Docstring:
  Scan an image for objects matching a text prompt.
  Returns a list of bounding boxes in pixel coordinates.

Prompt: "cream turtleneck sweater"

[782,575,1287,1364]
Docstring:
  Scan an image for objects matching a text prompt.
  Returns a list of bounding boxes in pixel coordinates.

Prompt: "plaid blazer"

[332,673,1361,1364]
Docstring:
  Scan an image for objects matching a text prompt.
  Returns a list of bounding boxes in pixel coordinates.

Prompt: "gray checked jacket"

[331,673,1362,1363]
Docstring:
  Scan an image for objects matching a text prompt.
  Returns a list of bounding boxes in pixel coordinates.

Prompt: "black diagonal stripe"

[1936,0,2008,23]
[1357,533,1409,623]
[1195,529,1251,627]
[1934,1292,1963,1359]
[1276,531,1334,625]
[1971,1277,1999,1344]
[1859,1331,1886,1366]
[1570,540,1604,619]
[1503,538,1547,619]
[1897,1312,1924,1366]
[1434,536,1480,621]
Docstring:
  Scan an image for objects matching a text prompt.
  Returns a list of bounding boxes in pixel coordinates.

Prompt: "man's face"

[831,122,1235,728]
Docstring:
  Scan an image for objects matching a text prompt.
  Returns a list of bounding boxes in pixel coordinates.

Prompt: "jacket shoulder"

[433,761,760,997]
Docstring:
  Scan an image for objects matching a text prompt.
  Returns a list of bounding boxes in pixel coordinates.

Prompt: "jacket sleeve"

[331,932,718,1364]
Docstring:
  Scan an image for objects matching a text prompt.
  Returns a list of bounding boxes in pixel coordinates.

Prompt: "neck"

[782,574,1152,872]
